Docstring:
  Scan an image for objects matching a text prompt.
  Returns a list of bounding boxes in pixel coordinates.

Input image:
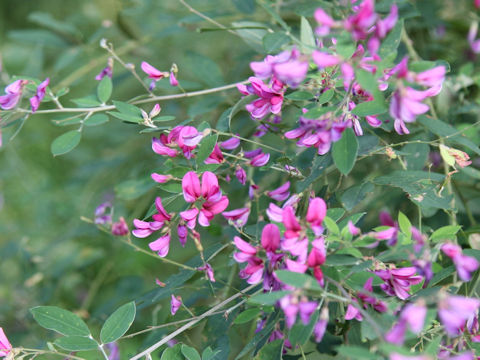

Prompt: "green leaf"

[232,21,268,53]
[216,107,233,131]
[248,291,290,305]
[84,114,109,127]
[107,111,142,123]
[181,344,202,360]
[341,182,374,211]
[332,128,359,175]
[300,16,315,53]
[418,116,480,156]
[112,100,143,116]
[295,154,332,192]
[196,133,218,165]
[262,32,290,53]
[71,96,101,107]
[154,115,176,123]
[30,306,90,336]
[327,208,345,221]
[234,308,261,324]
[379,20,403,59]
[100,301,136,344]
[323,216,340,235]
[337,345,381,359]
[255,339,283,359]
[317,89,335,104]
[303,106,335,119]
[398,212,412,237]
[202,346,222,360]
[51,130,81,156]
[54,336,98,351]
[351,101,387,117]
[161,343,183,360]
[184,51,225,87]
[288,310,319,346]
[430,225,461,242]
[285,91,313,101]
[274,270,321,290]
[97,76,112,103]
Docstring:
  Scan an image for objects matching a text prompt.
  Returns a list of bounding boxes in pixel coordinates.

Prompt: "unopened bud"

[100,38,108,49]
[149,103,161,118]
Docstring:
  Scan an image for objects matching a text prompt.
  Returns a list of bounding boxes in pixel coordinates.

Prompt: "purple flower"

[132,219,163,238]
[385,302,427,345]
[111,217,129,236]
[106,342,120,360]
[279,294,317,328]
[30,78,49,113]
[170,294,182,315]
[375,267,423,300]
[235,166,247,185]
[468,22,480,54]
[314,308,329,342]
[250,48,308,88]
[438,295,480,337]
[141,61,168,90]
[441,243,479,282]
[198,263,216,282]
[249,151,270,167]
[95,201,113,225]
[220,136,240,150]
[267,181,290,202]
[96,58,113,81]
[0,79,28,110]
[177,224,188,247]
[237,77,284,120]
[223,207,250,227]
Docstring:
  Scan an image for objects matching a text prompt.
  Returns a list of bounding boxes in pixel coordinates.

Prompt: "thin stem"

[129,284,257,360]
[97,342,110,360]
[17,81,247,115]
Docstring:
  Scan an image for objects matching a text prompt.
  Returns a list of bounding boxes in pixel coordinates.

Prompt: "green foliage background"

[0,0,479,358]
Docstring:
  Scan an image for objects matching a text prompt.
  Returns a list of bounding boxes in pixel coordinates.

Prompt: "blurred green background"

[1,0,480,358]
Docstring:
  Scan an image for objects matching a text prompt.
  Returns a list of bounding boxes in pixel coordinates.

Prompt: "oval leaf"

[97,76,112,103]
[30,306,90,336]
[54,336,98,351]
[84,113,109,127]
[181,344,201,360]
[51,130,81,156]
[196,133,218,165]
[332,128,359,175]
[100,301,136,344]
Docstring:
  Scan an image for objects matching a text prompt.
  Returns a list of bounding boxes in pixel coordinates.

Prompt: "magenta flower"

[285,109,351,155]
[96,58,113,81]
[279,294,317,328]
[235,166,247,185]
[152,126,204,159]
[372,211,399,246]
[345,277,387,321]
[306,197,327,235]
[177,224,188,247]
[348,220,361,236]
[0,328,12,358]
[468,22,480,54]
[169,71,178,87]
[249,151,270,167]
[312,51,342,69]
[261,223,281,253]
[220,136,240,150]
[313,308,329,342]
[438,295,480,337]
[307,238,327,285]
[149,233,171,257]
[250,48,308,88]
[30,78,49,113]
[314,8,337,36]
[131,219,163,238]
[441,243,479,282]
[170,294,182,315]
[111,217,129,236]
[0,79,28,110]
[222,207,250,227]
[141,61,168,90]
[233,236,258,263]
[198,263,215,282]
[385,302,427,345]
[204,144,224,164]
[95,201,112,225]
[237,77,284,119]
[344,0,377,41]
[375,267,423,300]
[179,171,229,228]
[151,173,172,183]
[267,181,290,201]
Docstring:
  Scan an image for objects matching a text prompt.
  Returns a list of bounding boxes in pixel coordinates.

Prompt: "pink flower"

[152,197,173,222]
[30,78,49,113]
[312,51,342,68]
[267,181,290,201]
[198,263,215,282]
[0,79,28,110]
[250,48,308,88]
[220,136,240,150]
[149,233,171,257]
[468,22,480,54]
[96,58,113,81]
[249,151,270,167]
[180,171,229,228]
[238,77,284,119]
[375,267,423,300]
[348,220,361,235]
[141,61,167,90]
[169,71,178,87]
[132,219,163,238]
[0,328,12,358]
[307,238,326,285]
[235,166,247,185]
[438,295,480,337]
[170,295,182,315]
[223,207,250,227]
[233,236,257,263]
[344,0,377,41]
[151,173,172,183]
[261,224,281,253]
[177,224,188,247]
[385,302,427,345]
[238,256,264,284]
[204,144,224,164]
[441,243,479,281]
[313,308,329,342]
[314,8,337,36]
[152,126,204,159]
[111,217,129,236]
[279,295,317,328]
[306,197,327,235]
